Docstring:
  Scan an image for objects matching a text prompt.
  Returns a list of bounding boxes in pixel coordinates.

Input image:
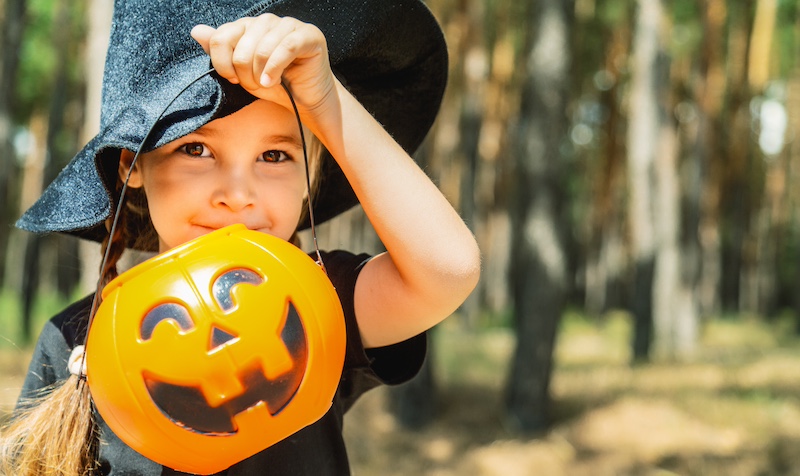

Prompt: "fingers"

[243,16,298,88]
[201,20,248,85]
[258,25,324,88]
[190,24,215,54]
[191,14,324,91]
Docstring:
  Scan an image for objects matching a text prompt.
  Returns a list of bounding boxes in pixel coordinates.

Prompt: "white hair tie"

[68,345,87,377]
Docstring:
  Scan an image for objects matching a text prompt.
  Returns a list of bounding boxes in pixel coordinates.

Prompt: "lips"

[192,222,268,234]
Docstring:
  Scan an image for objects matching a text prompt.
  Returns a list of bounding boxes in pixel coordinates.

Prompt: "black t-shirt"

[16,250,426,475]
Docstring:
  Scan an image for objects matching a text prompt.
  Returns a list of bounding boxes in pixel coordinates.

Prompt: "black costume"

[16,250,426,475]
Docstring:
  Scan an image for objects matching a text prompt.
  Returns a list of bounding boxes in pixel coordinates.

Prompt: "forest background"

[2,0,800,474]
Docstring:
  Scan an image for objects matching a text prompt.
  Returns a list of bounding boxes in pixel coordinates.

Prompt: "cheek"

[288,180,309,218]
[261,183,306,241]
[142,161,206,212]
[264,173,306,210]
[142,175,201,248]
[144,181,189,218]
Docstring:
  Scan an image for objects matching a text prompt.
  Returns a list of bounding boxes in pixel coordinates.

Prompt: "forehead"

[196,99,301,143]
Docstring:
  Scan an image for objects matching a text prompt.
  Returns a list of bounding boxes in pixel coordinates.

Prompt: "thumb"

[190,24,216,54]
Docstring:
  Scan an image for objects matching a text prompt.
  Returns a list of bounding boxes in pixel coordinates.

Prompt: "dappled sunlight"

[570,397,745,462]
[339,314,800,475]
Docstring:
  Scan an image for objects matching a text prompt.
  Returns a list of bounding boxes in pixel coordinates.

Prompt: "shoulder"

[314,250,371,370]
[316,250,427,407]
[49,294,95,345]
[17,295,94,403]
[316,250,371,285]
[31,293,94,360]
[314,249,370,327]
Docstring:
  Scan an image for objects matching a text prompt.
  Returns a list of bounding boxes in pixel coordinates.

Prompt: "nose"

[211,163,256,212]
[209,325,238,352]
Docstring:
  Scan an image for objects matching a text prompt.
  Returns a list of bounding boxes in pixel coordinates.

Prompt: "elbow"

[441,234,481,307]
[433,245,480,327]
[462,237,482,296]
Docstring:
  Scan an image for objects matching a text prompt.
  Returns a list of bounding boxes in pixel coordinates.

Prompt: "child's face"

[121,99,308,252]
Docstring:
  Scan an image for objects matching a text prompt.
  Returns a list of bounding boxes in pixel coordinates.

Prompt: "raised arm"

[309,81,480,347]
[192,15,481,348]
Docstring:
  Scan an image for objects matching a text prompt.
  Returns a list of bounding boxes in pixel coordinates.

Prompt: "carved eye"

[140,303,194,341]
[212,269,264,312]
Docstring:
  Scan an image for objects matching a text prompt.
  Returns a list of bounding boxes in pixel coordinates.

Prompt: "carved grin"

[143,301,308,435]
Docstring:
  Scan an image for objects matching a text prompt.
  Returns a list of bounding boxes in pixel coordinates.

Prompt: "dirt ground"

[342,367,797,476]
[3,315,800,475]
[342,317,800,476]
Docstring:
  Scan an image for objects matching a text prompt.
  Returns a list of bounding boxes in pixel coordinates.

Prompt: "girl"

[3,0,480,475]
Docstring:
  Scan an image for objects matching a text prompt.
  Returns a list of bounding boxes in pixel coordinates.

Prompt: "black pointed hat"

[16,0,448,251]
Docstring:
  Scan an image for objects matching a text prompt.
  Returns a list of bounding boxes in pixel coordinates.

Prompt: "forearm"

[306,80,481,345]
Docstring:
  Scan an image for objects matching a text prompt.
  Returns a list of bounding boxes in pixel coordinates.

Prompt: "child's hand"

[191,14,336,117]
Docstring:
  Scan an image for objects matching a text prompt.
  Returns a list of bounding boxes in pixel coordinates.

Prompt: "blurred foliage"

[14,0,87,123]
[0,288,73,349]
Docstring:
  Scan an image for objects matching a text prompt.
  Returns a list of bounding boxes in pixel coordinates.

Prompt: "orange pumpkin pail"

[86,224,346,474]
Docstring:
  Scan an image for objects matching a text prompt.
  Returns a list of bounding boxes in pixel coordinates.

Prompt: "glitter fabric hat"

[17,0,448,251]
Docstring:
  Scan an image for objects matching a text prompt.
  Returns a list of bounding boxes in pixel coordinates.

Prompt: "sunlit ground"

[3,297,800,475]
[343,312,800,476]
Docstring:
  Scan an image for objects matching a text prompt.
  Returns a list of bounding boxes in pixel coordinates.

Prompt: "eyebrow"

[265,134,303,149]
[189,129,303,149]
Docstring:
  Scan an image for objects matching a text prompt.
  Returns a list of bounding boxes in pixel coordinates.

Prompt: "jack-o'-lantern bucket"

[86,224,345,474]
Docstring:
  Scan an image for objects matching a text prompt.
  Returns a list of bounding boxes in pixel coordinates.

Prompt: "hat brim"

[16,0,447,251]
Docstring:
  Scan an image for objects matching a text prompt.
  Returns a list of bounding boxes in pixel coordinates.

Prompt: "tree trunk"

[745,0,781,316]
[719,0,755,312]
[505,0,572,433]
[585,16,629,316]
[653,88,700,359]
[787,71,800,331]
[694,0,728,319]
[14,113,47,342]
[20,234,41,342]
[448,0,485,325]
[78,0,114,295]
[16,0,74,342]
[387,344,436,429]
[472,6,517,319]
[626,0,663,363]
[747,0,777,92]
[0,0,27,290]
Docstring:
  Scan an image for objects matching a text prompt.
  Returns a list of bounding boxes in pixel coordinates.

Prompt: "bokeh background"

[3,0,800,474]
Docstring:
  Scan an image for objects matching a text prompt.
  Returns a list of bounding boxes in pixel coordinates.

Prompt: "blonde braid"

[0,378,99,476]
[0,192,132,475]
[99,208,129,289]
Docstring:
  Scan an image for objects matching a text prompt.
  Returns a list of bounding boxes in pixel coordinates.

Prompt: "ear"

[118,149,143,188]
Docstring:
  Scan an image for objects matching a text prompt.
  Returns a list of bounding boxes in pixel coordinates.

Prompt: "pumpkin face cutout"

[86,225,345,475]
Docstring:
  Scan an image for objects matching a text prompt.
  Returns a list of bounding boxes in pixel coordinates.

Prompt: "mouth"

[142,301,308,435]
[192,223,266,233]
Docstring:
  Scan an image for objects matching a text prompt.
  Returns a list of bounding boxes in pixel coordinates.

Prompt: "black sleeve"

[318,250,427,411]
[16,295,93,409]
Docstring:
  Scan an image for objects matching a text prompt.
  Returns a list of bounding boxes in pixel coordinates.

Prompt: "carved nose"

[209,325,238,352]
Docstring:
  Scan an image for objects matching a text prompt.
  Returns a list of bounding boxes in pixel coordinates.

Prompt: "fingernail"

[260,73,272,87]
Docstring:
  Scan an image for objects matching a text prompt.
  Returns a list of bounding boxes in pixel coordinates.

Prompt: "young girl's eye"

[181,143,209,157]
[260,150,290,163]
